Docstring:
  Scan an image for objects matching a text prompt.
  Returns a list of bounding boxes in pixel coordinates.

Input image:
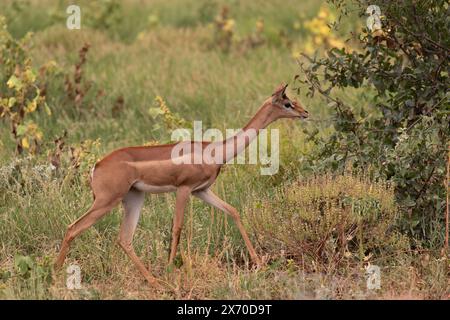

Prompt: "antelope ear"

[272,83,288,103]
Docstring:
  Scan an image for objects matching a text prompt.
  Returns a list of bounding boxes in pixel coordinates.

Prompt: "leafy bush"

[149,96,189,131]
[0,16,54,154]
[246,174,409,272]
[297,0,449,246]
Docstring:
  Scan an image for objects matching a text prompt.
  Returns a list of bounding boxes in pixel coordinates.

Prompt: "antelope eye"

[283,102,292,108]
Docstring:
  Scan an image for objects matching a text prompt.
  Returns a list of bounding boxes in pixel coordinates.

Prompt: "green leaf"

[14,255,34,277]
[44,102,52,116]
[16,125,27,136]
[148,107,164,118]
[0,270,11,281]
[6,75,23,90]
[8,97,16,107]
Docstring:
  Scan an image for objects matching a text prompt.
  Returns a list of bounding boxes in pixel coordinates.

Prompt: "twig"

[405,95,448,133]
[393,18,450,53]
[296,57,344,109]
[415,165,436,207]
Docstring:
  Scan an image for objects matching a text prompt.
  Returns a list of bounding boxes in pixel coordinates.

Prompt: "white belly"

[192,180,211,191]
[132,181,177,193]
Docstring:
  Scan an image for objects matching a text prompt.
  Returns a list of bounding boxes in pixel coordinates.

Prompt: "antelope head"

[270,83,309,120]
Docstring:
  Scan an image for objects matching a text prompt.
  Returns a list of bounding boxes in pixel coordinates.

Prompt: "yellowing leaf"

[7,75,23,90]
[8,97,16,107]
[223,19,235,32]
[24,69,36,83]
[35,130,43,141]
[318,25,330,36]
[148,107,164,118]
[25,100,37,113]
[21,137,30,149]
[318,8,328,19]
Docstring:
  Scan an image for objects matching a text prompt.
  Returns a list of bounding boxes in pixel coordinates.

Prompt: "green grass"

[0,0,448,299]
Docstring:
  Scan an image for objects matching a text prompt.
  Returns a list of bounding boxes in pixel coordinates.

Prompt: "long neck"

[243,103,274,131]
[212,101,276,164]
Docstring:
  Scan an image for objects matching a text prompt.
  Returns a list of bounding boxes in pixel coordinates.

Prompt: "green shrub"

[0,16,54,155]
[246,174,410,272]
[297,0,449,246]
